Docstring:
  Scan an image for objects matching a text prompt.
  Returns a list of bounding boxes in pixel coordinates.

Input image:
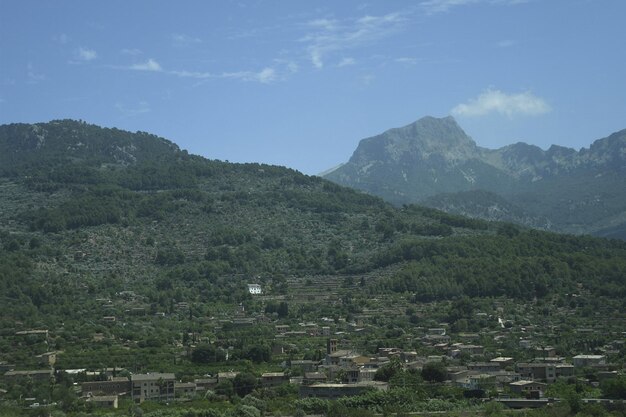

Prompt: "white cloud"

[121,48,142,56]
[452,89,551,117]
[222,67,276,84]
[172,33,202,45]
[302,11,408,69]
[171,70,212,79]
[395,57,418,64]
[308,18,338,31]
[121,58,281,84]
[285,61,299,74]
[420,0,527,14]
[338,57,356,67]
[256,67,276,84]
[130,59,162,72]
[77,47,98,61]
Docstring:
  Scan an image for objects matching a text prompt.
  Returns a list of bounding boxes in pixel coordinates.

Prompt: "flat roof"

[131,373,175,381]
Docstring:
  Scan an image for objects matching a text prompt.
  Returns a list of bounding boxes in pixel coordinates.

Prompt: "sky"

[1,0,625,175]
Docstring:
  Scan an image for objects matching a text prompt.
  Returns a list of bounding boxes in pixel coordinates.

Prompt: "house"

[289,360,318,373]
[275,325,290,334]
[217,372,239,383]
[3,369,53,382]
[194,378,218,391]
[555,364,575,378]
[326,350,352,366]
[519,340,532,349]
[509,380,547,398]
[457,374,495,390]
[174,382,197,397]
[339,354,370,368]
[467,362,501,373]
[36,352,57,366]
[572,355,606,368]
[247,284,262,294]
[458,344,485,356]
[516,363,556,383]
[446,367,469,383]
[82,378,131,396]
[131,373,175,403]
[490,357,515,368]
[86,395,118,409]
[535,347,557,358]
[357,368,377,382]
[304,372,327,385]
[261,372,287,387]
[401,351,419,363]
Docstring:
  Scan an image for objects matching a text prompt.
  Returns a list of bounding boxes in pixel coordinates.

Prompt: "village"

[1,279,625,415]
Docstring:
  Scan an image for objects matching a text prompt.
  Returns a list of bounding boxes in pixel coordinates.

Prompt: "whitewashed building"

[248,284,262,295]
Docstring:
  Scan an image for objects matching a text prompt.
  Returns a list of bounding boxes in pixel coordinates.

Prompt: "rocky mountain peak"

[349,116,478,165]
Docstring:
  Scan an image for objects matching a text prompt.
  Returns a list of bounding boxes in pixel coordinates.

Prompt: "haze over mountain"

[323,116,626,239]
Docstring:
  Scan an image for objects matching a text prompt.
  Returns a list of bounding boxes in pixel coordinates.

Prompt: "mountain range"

[323,116,626,239]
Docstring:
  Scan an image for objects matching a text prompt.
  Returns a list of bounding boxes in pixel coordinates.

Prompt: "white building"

[247,284,262,295]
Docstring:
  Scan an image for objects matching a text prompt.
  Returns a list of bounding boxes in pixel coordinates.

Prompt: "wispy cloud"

[170,70,212,79]
[172,33,202,46]
[26,63,45,84]
[121,48,142,56]
[130,59,163,72]
[496,39,516,48]
[54,33,70,44]
[222,67,276,84]
[360,74,375,86]
[420,0,526,14]
[395,57,418,65]
[115,101,151,117]
[76,47,98,61]
[452,89,551,117]
[301,11,409,69]
[338,57,356,67]
[122,59,279,84]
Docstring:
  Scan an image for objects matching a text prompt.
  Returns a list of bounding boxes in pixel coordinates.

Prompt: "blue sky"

[1,0,625,175]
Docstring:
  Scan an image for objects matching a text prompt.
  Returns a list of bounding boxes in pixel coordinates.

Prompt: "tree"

[244,345,271,363]
[602,375,626,399]
[421,362,447,383]
[233,372,257,397]
[191,344,225,363]
[374,358,403,382]
[215,379,234,398]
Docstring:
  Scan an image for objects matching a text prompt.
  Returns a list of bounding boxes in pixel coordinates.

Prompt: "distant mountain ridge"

[323,116,626,238]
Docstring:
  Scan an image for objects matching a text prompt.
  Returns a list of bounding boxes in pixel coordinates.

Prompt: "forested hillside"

[0,120,625,328]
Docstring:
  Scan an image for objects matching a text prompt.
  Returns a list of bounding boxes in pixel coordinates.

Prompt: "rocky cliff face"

[324,116,626,238]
